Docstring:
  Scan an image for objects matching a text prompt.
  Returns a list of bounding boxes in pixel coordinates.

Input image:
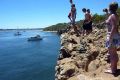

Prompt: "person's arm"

[105,11,109,15]
[100,12,110,25]
[70,0,73,4]
[118,17,120,26]
[101,15,111,25]
[85,13,88,21]
[90,14,92,20]
[109,15,117,42]
[68,12,71,21]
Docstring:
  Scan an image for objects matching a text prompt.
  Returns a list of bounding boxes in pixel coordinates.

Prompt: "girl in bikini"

[104,2,120,74]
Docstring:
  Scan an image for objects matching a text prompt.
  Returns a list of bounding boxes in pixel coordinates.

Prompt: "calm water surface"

[0,30,60,80]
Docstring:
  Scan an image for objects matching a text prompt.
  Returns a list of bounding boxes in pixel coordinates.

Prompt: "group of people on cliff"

[68,0,120,75]
[68,0,92,36]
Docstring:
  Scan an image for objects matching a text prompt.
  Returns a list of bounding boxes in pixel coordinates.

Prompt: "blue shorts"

[105,33,120,48]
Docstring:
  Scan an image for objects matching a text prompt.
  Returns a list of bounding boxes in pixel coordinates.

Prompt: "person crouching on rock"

[104,2,120,74]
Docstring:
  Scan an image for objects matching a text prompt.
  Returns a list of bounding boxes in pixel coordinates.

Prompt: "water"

[0,30,60,80]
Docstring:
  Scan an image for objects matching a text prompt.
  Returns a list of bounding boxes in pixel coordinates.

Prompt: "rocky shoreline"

[55,27,120,80]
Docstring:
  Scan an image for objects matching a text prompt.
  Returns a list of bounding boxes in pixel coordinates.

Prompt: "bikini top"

[106,14,119,32]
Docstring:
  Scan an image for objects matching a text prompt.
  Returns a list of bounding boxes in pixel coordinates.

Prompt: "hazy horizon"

[0,27,44,30]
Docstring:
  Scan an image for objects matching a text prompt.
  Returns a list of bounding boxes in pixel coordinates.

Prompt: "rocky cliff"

[55,27,120,80]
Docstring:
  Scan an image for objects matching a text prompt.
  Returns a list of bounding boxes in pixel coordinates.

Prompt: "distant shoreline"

[43,31,57,32]
[0,29,43,31]
[0,28,43,31]
[0,29,58,33]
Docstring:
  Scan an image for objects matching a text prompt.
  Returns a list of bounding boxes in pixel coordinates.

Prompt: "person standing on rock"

[68,0,80,36]
[68,4,76,26]
[82,8,87,36]
[104,2,120,74]
[86,9,92,34]
[82,8,92,35]
[68,4,80,36]
[68,0,73,30]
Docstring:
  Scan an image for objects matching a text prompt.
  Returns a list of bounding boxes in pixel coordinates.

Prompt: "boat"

[28,35,42,41]
[14,32,22,36]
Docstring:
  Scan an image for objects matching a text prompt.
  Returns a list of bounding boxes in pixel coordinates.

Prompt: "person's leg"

[82,22,87,36]
[85,23,89,35]
[90,21,93,33]
[88,25,92,34]
[73,25,80,36]
[71,16,75,26]
[82,29,85,36]
[87,22,92,35]
[108,47,119,73]
[76,25,81,35]
[72,17,79,36]
[86,30,89,35]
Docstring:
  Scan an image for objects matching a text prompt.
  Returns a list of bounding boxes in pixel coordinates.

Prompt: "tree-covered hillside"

[43,23,68,31]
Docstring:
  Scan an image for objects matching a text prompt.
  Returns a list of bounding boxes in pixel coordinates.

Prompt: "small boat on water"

[14,32,22,36]
[28,35,42,41]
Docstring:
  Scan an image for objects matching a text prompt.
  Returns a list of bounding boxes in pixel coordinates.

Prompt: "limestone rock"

[88,60,99,72]
[56,27,120,80]
[59,62,78,78]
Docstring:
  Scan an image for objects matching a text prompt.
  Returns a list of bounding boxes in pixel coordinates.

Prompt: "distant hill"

[43,23,68,31]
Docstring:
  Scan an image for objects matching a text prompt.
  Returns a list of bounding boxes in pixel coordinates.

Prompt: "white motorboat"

[28,35,42,41]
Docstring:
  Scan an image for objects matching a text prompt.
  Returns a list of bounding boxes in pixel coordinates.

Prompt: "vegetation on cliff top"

[43,23,68,31]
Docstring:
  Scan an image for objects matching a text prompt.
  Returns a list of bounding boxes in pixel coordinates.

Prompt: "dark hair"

[87,9,90,13]
[71,4,75,7]
[82,8,86,12]
[103,8,108,12]
[109,2,118,12]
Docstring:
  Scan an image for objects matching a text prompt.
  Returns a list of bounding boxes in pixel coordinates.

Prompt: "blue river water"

[0,30,60,80]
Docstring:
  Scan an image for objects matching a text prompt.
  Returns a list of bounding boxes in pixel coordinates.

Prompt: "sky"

[0,0,120,29]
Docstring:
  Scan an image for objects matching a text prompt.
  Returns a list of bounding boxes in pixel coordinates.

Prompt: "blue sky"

[0,0,120,29]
